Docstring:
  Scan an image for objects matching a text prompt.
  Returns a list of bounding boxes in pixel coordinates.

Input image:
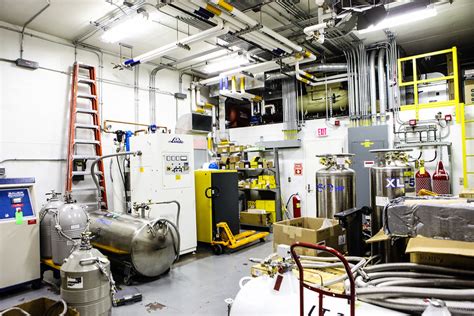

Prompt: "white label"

[338,234,346,245]
[336,157,345,165]
[67,276,83,289]
[70,224,80,230]
[375,196,390,207]
[364,161,375,168]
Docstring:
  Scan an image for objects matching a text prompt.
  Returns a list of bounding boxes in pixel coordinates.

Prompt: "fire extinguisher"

[292,194,301,218]
[415,159,432,195]
[432,160,450,194]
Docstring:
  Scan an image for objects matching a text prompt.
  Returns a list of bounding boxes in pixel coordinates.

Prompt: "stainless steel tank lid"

[370,148,413,153]
[316,153,355,157]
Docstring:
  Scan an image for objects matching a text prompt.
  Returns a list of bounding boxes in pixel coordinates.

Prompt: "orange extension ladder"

[65,62,107,210]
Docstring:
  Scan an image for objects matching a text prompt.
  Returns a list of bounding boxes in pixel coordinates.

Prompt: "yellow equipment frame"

[398,47,460,121]
[398,47,474,189]
[211,222,269,252]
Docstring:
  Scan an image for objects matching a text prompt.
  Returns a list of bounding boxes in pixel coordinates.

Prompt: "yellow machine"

[195,169,269,254]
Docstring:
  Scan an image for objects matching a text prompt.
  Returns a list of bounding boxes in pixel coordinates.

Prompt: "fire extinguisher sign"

[294,163,303,176]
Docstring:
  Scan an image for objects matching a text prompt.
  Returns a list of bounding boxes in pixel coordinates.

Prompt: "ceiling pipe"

[377,48,387,118]
[266,63,347,81]
[369,50,377,121]
[20,0,51,59]
[208,0,305,54]
[189,0,294,55]
[124,19,229,66]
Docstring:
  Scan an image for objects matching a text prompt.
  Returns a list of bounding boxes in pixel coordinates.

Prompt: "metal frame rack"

[237,148,282,230]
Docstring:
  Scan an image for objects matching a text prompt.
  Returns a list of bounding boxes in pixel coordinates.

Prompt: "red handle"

[290,242,356,316]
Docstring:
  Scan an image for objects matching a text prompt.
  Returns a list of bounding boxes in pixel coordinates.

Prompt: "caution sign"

[294,163,303,176]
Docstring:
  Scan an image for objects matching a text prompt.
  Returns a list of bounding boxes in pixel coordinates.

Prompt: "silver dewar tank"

[40,191,64,259]
[51,202,89,265]
[316,154,356,218]
[61,233,112,316]
[370,149,413,262]
[88,210,178,278]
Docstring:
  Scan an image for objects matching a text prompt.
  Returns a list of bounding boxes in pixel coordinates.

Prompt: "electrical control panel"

[0,188,35,221]
[164,153,190,175]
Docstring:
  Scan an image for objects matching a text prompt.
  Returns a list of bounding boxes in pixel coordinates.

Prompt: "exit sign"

[317,128,328,137]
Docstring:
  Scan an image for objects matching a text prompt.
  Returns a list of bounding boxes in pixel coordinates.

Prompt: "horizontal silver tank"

[370,149,413,262]
[316,154,356,218]
[61,233,112,316]
[40,191,64,259]
[88,211,177,278]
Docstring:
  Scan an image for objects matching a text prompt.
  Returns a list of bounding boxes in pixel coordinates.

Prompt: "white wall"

[0,22,192,209]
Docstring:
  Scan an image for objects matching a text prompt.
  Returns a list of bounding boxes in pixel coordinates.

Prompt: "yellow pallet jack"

[211,222,269,255]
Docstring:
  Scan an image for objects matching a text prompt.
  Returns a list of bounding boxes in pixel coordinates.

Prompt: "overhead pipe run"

[369,50,377,122]
[19,0,51,59]
[377,47,387,120]
[208,0,303,54]
[265,63,347,81]
[124,19,229,66]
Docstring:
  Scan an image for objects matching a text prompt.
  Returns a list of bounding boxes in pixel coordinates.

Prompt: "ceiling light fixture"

[100,11,154,43]
[358,7,437,34]
[202,54,250,74]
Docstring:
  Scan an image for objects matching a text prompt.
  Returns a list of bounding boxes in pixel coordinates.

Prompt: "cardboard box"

[240,211,271,227]
[406,236,474,270]
[273,217,346,256]
[1,297,79,316]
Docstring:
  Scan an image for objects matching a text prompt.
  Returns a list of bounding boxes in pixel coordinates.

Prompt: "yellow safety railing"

[398,47,460,121]
[462,102,474,189]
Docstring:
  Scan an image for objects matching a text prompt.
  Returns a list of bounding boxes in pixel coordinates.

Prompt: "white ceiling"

[0,0,473,64]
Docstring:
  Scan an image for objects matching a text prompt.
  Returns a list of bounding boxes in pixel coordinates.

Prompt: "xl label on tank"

[385,178,405,188]
[317,184,344,192]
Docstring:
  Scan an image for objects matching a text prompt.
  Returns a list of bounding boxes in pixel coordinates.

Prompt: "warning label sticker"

[67,276,83,289]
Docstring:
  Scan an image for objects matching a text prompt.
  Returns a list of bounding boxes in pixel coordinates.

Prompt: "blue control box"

[0,188,35,221]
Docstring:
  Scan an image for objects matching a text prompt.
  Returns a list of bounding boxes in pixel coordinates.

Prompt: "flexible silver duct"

[357,286,474,300]
[377,48,387,117]
[361,297,474,315]
[376,278,474,288]
[282,78,298,136]
[363,262,474,276]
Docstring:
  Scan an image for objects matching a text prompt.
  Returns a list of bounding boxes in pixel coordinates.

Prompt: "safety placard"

[294,163,303,176]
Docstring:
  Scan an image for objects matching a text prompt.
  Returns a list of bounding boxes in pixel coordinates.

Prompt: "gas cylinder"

[292,194,301,218]
[432,161,450,195]
[51,201,89,265]
[61,232,113,316]
[415,160,432,195]
[39,190,64,259]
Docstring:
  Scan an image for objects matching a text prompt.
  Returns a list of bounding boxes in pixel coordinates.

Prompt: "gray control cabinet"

[348,125,389,208]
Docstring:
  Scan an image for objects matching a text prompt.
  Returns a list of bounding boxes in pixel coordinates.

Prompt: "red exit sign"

[317,128,328,137]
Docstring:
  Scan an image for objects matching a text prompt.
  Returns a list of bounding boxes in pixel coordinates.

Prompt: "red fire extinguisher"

[292,194,301,218]
[432,160,450,195]
[415,159,432,195]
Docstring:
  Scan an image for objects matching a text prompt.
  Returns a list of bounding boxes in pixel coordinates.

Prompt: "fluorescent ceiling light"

[358,7,437,34]
[100,13,156,43]
[202,55,250,74]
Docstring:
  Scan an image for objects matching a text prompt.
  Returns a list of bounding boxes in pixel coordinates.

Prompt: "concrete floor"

[0,238,273,315]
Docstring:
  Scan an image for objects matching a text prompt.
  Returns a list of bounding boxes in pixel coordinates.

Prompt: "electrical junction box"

[15,58,39,70]
[129,134,197,255]
[348,125,389,208]
[0,178,40,290]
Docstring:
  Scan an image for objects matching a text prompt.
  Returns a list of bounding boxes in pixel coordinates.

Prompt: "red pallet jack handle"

[290,242,356,316]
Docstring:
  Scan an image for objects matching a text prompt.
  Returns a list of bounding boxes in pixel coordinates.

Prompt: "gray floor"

[0,238,273,315]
